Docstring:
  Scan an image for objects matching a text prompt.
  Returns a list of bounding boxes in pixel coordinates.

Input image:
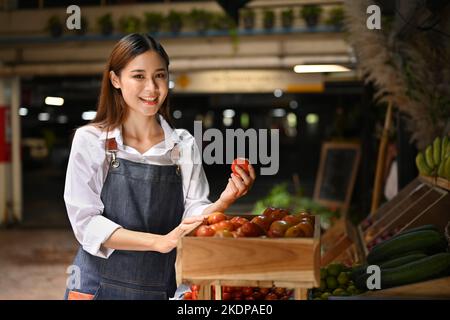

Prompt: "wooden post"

[371,102,393,214]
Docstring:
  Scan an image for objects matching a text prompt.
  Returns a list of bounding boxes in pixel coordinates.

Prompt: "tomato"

[265,293,278,300]
[296,221,314,237]
[222,292,232,300]
[211,220,234,232]
[229,216,249,229]
[207,212,227,225]
[190,285,200,292]
[232,291,243,300]
[267,208,288,221]
[282,215,302,226]
[222,286,234,293]
[252,291,264,300]
[240,222,265,237]
[242,287,254,297]
[259,288,270,295]
[213,229,233,238]
[195,225,215,237]
[184,292,193,300]
[268,220,290,237]
[231,158,250,177]
[273,287,286,297]
[251,215,273,232]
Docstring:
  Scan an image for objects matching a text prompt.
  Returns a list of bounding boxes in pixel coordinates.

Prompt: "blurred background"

[0,0,448,299]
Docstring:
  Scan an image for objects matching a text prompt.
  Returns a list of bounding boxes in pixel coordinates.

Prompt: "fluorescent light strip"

[45,96,64,106]
[294,65,351,73]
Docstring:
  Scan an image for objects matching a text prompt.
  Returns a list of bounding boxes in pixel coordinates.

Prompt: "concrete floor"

[0,228,78,300]
[0,203,255,300]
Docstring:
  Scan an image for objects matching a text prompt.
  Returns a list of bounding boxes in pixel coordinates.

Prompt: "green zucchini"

[356,253,450,290]
[379,253,428,268]
[367,230,447,265]
[381,253,450,289]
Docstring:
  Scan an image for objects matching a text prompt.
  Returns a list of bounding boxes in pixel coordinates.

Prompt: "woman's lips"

[140,97,158,106]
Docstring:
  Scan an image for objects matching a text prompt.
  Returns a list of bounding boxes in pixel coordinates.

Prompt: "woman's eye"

[156,73,167,79]
[133,75,144,79]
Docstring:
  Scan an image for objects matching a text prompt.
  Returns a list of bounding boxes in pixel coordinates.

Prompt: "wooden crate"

[356,177,450,257]
[178,216,321,300]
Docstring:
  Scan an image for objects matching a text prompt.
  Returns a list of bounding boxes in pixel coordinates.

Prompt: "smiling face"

[110,50,169,118]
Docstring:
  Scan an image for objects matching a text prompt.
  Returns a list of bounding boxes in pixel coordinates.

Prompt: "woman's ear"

[110,71,121,89]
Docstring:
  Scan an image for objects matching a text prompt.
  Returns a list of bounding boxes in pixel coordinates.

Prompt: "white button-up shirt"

[64,115,211,259]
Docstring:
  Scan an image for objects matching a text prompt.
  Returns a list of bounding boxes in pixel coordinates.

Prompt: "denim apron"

[64,137,184,300]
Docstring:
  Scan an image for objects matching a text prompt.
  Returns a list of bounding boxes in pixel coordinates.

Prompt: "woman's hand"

[218,161,256,208]
[158,215,205,253]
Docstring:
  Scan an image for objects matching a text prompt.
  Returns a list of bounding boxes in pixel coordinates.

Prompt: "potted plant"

[75,16,88,36]
[281,8,294,29]
[189,9,212,34]
[119,15,141,34]
[241,8,255,30]
[325,6,345,31]
[144,12,164,34]
[167,10,183,34]
[300,5,323,28]
[97,13,114,35]
[212,13,235,32]
[46,15,63,37]
[263,9,275,30]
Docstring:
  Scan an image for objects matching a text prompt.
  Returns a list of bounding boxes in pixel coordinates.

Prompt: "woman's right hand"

[157,215,205,253]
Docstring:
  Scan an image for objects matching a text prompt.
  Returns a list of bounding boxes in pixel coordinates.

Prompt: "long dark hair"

[91,33,173,131]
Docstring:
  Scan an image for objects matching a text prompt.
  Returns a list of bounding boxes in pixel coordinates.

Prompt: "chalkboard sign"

[313,142,361,215]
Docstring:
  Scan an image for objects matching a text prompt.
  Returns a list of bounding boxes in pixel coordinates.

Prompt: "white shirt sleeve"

[64,128,122,259]
[181,134,212,218]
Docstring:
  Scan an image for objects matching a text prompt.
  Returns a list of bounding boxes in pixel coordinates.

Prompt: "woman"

[63,33,255,300]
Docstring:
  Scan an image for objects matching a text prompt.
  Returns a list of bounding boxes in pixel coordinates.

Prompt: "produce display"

[183,285,294,300]
[308,263,365,300]
[191,208,315,238]
[351,224,450,291]
[366,226,402,251]
[416,136,450,179]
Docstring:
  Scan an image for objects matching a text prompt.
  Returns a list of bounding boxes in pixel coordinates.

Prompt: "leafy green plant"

[119,15,141,33]
[46,15,63,37]
[97,13,114,35]
[144,12,164,33]
[241,8,255,30]
[301,5,323,27]
[189,9,212,33]
[325,6,345,29]
[281,8,294,29]
[167,10,183,34]
[212,13,236,31]
[263,9,275,30]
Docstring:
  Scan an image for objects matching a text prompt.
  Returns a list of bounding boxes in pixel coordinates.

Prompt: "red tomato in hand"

[231,158,250,178]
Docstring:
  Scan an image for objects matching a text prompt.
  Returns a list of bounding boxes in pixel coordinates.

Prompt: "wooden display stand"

[178,216,321,300]
[322,176,450,265]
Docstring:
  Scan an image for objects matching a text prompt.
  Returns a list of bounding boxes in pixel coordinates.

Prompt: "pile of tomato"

[183,285,294,300]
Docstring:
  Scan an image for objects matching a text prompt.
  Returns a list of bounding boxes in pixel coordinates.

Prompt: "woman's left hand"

[219,161,256,207]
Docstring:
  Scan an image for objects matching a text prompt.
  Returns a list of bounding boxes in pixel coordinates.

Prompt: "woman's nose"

[144,78,158,91]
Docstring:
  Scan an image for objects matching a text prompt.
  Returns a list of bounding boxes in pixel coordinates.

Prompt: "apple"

[242,287,253,297]
[267,208,288,221]
[207,212,227,225]
[296,221,314,237]
[184,292,193,300]
[265,293,278,300]
[222,292,232,300]
[231,158,250,178]
[210,220,235,232]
